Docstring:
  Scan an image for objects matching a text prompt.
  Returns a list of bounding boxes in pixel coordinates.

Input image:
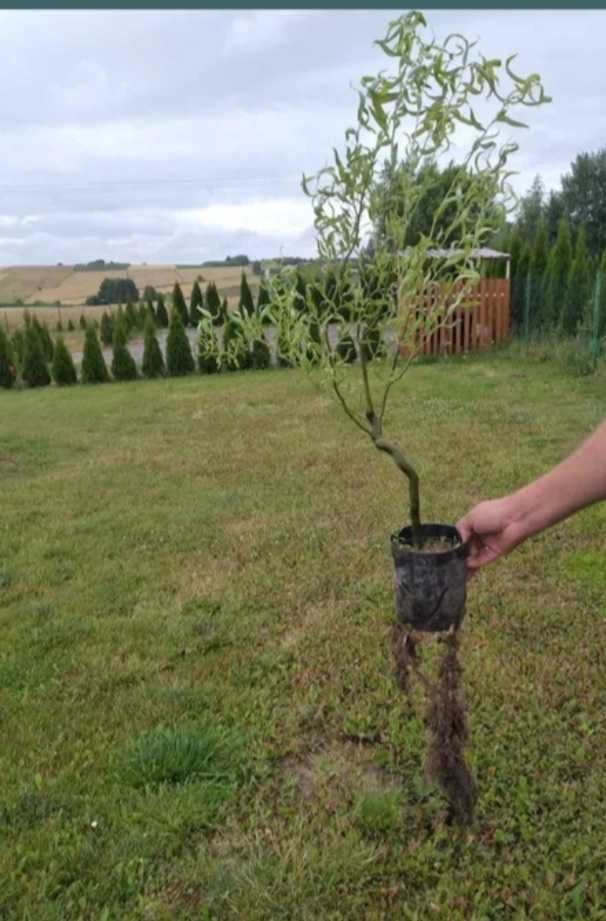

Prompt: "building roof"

[425,247,510,260]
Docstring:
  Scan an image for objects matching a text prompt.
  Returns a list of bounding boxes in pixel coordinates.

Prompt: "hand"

[456,497,527,576]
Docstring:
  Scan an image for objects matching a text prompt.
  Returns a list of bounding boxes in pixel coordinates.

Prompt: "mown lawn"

[1,350,606,920]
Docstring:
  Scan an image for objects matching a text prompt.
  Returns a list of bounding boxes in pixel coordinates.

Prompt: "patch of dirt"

[281,740,400,804]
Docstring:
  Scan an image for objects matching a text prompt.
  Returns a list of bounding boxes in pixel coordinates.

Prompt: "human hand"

[456,497,527,576]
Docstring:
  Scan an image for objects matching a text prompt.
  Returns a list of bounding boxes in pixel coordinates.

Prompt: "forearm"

[508,419,606,540]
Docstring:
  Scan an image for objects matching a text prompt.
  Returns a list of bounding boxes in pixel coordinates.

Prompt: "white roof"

[425,247,510,260]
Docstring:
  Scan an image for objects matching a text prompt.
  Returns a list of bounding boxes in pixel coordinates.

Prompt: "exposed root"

[424,630,477,826]
[391,624,476,827]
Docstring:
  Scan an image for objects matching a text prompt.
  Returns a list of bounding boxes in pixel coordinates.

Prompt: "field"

[2,350,606,919]
[0,264,260,329]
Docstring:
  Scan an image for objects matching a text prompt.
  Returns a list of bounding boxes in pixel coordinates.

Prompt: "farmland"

[0,263,260,332]
[2,349,606,918]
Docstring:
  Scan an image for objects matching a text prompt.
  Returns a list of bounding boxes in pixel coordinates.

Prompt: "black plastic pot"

[390,523,469,633]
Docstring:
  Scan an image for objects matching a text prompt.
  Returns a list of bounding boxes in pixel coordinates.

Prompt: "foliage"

[205,282,223,326]
[541,217,573,330]
[22,325,51,387]
[143,285,158,302]
[124,301,138,332]
[238,271,255,317]
[111,318,138,381]
[67,318,75,331]
[199,11,549,541]
[141,316,165,378]
[100,311,114,346]
[222,315,251,371]
[529,219,549,330]
[561,148,606,256]
[92,277,140,305]
[251,336,271,370]
[166,308,195,376]
[81,325,110,384]
[11,328,25,366]
[155,293,169,328]
[172,283,189,326]
[32,317,54,362]
[198,325,220,374]
[0,326,17,388]
[190,280,204,327]
[562,226,591,335]
[51,337,78,386]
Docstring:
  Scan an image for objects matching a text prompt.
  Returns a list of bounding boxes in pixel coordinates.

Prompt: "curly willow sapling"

[198,12,550,823]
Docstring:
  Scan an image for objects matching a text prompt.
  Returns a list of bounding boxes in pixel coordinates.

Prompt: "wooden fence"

[403,278,510,357]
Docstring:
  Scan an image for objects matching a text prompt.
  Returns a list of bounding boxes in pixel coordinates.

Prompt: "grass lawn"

[1,349,606,920]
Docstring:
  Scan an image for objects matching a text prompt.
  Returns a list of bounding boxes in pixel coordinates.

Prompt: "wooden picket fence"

[402,278,510,356]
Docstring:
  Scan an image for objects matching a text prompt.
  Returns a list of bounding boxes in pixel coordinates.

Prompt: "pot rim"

[391,522,470,564]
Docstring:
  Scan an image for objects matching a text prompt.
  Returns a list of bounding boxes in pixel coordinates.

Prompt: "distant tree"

[142,316,165,378]
[156,293,169,328]
[189,280,204,327]
[541,216,573,330]
[79,314,87,330]
[529,220,549,330]
[0,327,17,388]
[238,271,255,317]
[96,278,139,305]
[22,325,51,387]
[111,317,138,381]
[205,282,223,326]
[515,175,545,244]
[81,324,110,384]
[51,337,78,386]
[143,285,157,302]
[56,319,63,333]
[166,308,195,376]
[137,302,147,329]
[32,318,54,362]
[562,225,591,335]
[100,311,114,346]
[561,149,606,257]
[11,328,25,366]
[251,260,263,276]
[251,336,271,370]
[545,190,564,245]
[221,297,229,324]
[124,301,138,332]
[172,282,189,326]
[67,318,75,331]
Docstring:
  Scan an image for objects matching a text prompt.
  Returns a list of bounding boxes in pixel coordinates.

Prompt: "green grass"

[1,349,606,919]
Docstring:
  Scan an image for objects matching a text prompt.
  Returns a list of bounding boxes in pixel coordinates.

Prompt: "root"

[391,625,476,827]
[424,630,477,826]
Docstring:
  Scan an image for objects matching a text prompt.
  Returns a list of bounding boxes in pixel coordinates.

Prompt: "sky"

[1,9,605,266]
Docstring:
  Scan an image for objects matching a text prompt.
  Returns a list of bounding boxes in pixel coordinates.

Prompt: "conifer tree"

[11,329,25,366]
[529,219,549,330]
[22,325,51,387]
[166,308,195,376]
[189,280,204,327]
[205,282,223,326]
[256,281,273,324]
[0,326,17,388]
[141,315,165,378]
[56,319,63,333]
[79,314,86,330]
[512,241,532,329]
[599,248,606,338]
[67,318,75,331]
[562,225,591,335]
[51,337,78,385]
[172,282,188,326]
[111,317,138,381]
[124,301,138,332]
[155,294,169,328]
[238,271,255,317]
[32,317,54,362]
[221,297,229,324]
[81,324,110,384]
[137,302,147,329]
[542,216,573,330]
[146,299,156,323]
[100,311,114,346]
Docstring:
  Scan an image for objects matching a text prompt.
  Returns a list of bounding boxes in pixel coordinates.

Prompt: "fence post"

[591,271,602,369]
[523,272,531,340]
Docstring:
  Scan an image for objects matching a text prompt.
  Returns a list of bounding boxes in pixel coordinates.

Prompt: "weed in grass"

[115,722,247,789]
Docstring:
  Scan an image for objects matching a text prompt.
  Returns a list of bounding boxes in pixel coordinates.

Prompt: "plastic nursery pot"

[390,523,470,633]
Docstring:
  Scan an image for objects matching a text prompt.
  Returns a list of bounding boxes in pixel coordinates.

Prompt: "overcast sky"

[1,9,605,266]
